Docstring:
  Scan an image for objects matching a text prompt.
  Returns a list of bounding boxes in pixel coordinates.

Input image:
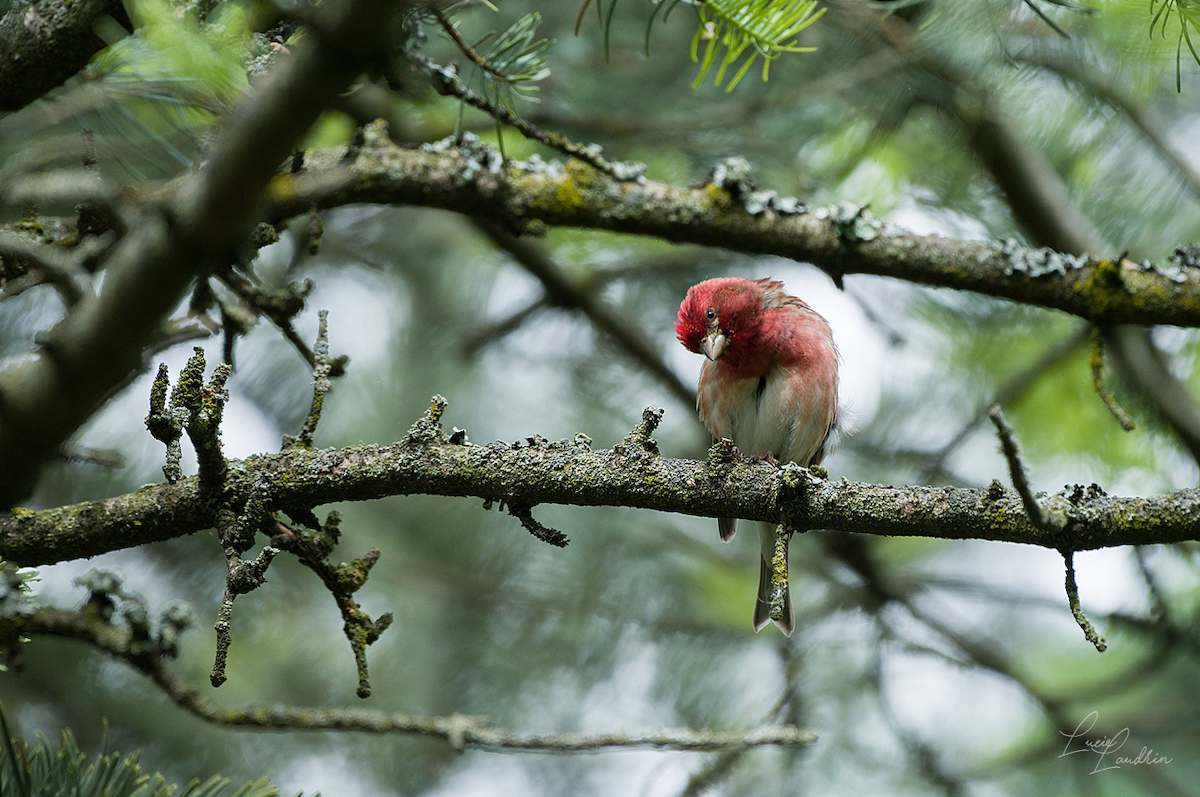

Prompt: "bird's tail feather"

[718,517,738,541]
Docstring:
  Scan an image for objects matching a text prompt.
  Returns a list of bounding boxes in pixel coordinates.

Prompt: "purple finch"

[676,277,840,636]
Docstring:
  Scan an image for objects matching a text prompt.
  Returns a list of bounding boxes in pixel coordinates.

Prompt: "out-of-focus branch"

[7,605,817,753]
[461,296,548,354]
[1103,325,1200,464]
[0,0,132,113]
[854,4,1200,473]
[988,405,1048,528]
[1015,47,1200,200]
[5,396,1200,568]
[473,219,696,409]
[918,324,1089,483]
[0,230,85,305]
[0,0,410,507]
[462,246,717,355]
[1090,326,1137,431]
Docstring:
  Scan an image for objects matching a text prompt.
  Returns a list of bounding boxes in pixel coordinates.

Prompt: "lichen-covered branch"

[273,124,1200,328]
[4,398,1200,568]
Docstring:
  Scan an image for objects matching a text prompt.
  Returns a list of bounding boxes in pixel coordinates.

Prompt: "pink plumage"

[676,277,839,636]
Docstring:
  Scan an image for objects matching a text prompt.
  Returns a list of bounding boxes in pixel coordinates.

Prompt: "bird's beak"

[701,332,726,361]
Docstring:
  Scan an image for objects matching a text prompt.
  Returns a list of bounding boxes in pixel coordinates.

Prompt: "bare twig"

[410,53,642,180]
[1090,326,1136,431]
[1021,0,1070,38]
[1063,550,1107,652]
[1104,325,1200,466]
[507,502,569,547]
[987,405,1046,528]
[216,269,350,377]
[211,538,281,687]
[987,410,1105,651]
[289,309,334,450]
[271,516,393,698]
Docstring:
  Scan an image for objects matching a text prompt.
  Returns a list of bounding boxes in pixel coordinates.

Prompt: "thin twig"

[1090,326,1136,431]
[432,6,510,80]
[217,270,347,377]
[13,605,818,753]
[271,517,392,698]
[292,309,333,449]
[1063,550,1107,652]
[1105,325,1200,466]
[1021,0,1070,38]
[508,502,569,547]
[410,53,640,180]
[987,405,1046,528]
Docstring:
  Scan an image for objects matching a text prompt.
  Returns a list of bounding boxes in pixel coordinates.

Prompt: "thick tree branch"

[275,127,1200,329]
[0,0,132,113]
[3,398,1198,567]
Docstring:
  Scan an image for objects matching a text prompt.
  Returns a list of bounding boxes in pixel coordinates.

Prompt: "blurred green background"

[2,0,1200,795]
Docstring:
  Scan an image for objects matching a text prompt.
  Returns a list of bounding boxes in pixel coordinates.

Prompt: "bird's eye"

[705,308,716,321]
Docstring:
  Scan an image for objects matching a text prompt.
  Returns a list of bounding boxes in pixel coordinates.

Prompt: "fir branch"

[692,0,825,91]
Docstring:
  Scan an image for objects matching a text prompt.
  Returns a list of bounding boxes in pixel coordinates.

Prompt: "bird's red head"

[676,277,772,364]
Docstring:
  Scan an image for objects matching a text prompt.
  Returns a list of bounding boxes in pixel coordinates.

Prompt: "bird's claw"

[750,451,780,467]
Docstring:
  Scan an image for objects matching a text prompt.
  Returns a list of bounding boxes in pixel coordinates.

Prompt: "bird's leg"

[750,451,780,466]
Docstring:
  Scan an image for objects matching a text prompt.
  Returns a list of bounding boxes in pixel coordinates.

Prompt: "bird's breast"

[698,360,836,466]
